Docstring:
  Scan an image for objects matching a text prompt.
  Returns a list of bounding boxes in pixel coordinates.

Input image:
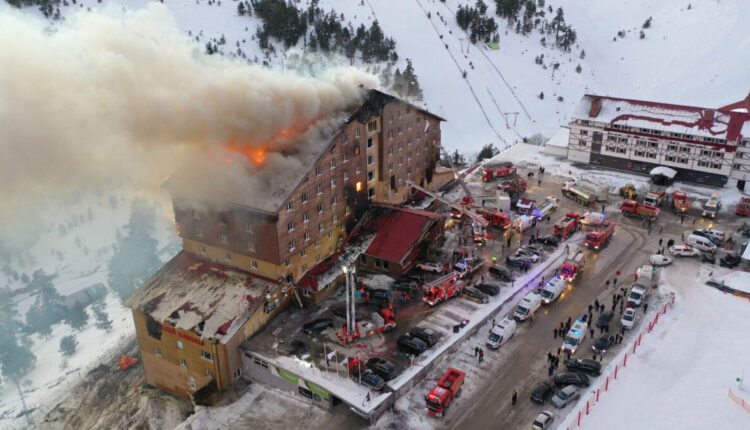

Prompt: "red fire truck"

[672,190,690,214]
[337,308,396,344]
[736,196,750,216]
[482,162,515,182]
[619,200,660,221]
[476,209,511,229]
[554,212,580,238]
[425,368,466,417]
[560,249,585,281]
[585,221,615,250]
[423,273,466,306]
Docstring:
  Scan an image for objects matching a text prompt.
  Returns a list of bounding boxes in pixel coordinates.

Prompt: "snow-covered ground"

[564,262,750,430]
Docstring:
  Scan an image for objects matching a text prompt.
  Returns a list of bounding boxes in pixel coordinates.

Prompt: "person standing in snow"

[512,390,518,406]
[644,303,648,313]
[548,364,554,376]
[553,328,558,339]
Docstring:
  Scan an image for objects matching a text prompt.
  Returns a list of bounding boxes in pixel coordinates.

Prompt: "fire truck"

[643,191,667,208]
[554,212,580,238]
[619,200,660,221]
[337,308,396,344]
[736,196,750,216]
[476,209,511,229]
[561,184,596,206]
[481,161,515,182]
[425,368,466,417]
[423,273,467,306]
[585,221,615,250]
[560,249,585,281]
[532,196,559,220]
[672,190,690,214]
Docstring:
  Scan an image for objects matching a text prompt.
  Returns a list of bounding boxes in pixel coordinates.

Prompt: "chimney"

[590,97,602,117]
[701,110,714,123]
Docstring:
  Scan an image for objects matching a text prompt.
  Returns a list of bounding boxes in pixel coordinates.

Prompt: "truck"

[513,292,542,321]
[338,308,396,343]
[643,191,666,208]
[425,368,466,417]
[513,215,537,232]
[554,212,580,238]
[702,191,721,219]
[580,211,605,226]
[486,316,517,349]
[562,319,588,354]
[619,183,638,200]
[476,208,511,229]
[532,196,559,220]
[453,257,486,279]
[563,179,608,202]
[516,198,534,215]
[482,161,515,182]
[585,221,615,250]
[423,273,467,306]
[561,184,596,206]
[736,196,750,216]
[672,190,691,215]
[560,249,585,281]
[619,200,660,221]
[540,277,566,304]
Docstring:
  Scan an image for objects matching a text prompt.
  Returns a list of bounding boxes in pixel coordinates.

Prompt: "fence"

[729,388,750,415]
[563,293,676,430]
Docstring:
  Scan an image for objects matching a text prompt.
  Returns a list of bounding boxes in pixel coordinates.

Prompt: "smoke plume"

[0,3,378,240]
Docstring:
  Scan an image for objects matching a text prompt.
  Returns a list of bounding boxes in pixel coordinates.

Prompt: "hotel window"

[635,150,645,157]
[316,166,322,176]
[245,222,253,232]
[247,241,255,252]
[356,166,361,174]
[668,144,677,151]
[333,214,339,223]
[605,145,616,152]
[331,177,336,187]
[637,140,647,146]
[155,347,161,357]
[285,259,291,267]
[287,221,294,232]
[345,206,351,215]
[318,222,324,232]
[317,185,323,195]
[647,152,656,159]
[288,240,295,251]
[715,152,724,158]
[328,231,333,239]
[398,126,403,135]
[225,252,231,261]
[681,147,690,153]
[344,171,349,180]
[608,135,617,142]
[367,155,374,165]
[304,232,311,241]
[343,153,349,163]
[251,260,258,269]
[581,130,588,135]
[330,159,336,169]
[354,145,360,155]
[179,358,187,367]
[303,212,310,223]
[198,244,207,253]
[388,147,393,156]
[317,203,323,214]
[301,249,307,257]
[301,193,308,203]
[200,350,213,362]
[388,163,393,171]
[206,369,213,378]
[218,214,228,226]
[368,171,374,182]
[177,340,184,350]
[579,140,587,147]
[698,160,708,167]
[287,201,294,211]
[331,195,338,205]
[679,157,688,164]
[367,137,374,148]
[315,240,320,248]
[355,128,360,137]
[196,226,202,237]
[712,163,721,169]
[650,142,658,148]
[666,155,676,162]
[368,188,375,199]
[619,138,628,143]
[221,234,228,244]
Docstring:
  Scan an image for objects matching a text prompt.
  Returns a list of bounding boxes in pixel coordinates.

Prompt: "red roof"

[364,205,444,263]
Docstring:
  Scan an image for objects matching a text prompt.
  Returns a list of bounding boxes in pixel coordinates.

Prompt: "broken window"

[146,315,162,340]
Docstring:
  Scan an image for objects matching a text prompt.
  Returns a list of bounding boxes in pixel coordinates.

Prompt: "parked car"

[565,358,602,375]
[530,381,555,404]
[463,287,490,304]
[475,282,501,296]
[365,288,392,305]
[554,372,590,387]
[692,229,725,245]
[649,254,672,266]
[621,308,636,330]
[396,334,428,356]
[366,357,398,380]
[702,252,716,264]
[506,255,532,269]
[290,340,311,361]
[669,244,701,257]
[416,261,444,273]
[551,385,582,408]
[537,235,561,246]
[532,411,555,430]
[596,311,614,328]
[720,253,742,268]
[592,334,615,355]
[489,265,514,281]
[514,249,540,262]
[522,244,545,255]
[303,318,334,335]
[409,326,438,347]
[358,370,385,391]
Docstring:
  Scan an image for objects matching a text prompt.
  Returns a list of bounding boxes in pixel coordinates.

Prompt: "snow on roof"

[572,94,750,142]
[650,166,677,179]
[123,251,277,343]
[717,271,750,294]
[363,205,445,263]
[546,127,570,148]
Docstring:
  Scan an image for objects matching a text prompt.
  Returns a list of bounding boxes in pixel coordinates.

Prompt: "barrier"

[562,293,676,429]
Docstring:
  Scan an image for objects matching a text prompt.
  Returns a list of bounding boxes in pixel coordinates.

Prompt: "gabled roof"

[363,205,445,264]
[572,94,750,142]
[123,251,278,343]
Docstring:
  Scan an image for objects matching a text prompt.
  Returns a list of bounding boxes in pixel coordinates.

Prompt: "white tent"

[650,166,677,179]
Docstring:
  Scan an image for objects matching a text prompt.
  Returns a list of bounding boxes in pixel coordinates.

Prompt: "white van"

[486,317,517,349]
[514,215,537,232]
[513,292,542,321]
[540,277,566,304]
[627,285,648,307]
[634,265,654,288]
[686,233,717,253]
[562,320,588,354]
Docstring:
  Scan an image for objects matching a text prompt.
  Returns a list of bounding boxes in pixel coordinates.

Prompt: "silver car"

[531,410,555,429]
[550,385,581,408]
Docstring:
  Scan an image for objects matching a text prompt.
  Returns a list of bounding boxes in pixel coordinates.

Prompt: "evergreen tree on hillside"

[402,59,424,101]
[0,287,36,380]
[476,143,499,163]
[59,335,78,357]
[65,301,89,331]
[25,269,65,336]
[92,302,113,333]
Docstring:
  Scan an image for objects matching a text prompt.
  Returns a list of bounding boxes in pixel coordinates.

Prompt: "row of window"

[609,123,728,144]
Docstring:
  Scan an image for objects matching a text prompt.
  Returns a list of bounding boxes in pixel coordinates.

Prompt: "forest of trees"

[5,0,61,20]
[492,0,577,51]
[456,0,500,44]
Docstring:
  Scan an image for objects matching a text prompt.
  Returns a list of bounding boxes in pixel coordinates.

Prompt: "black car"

[489,265,514,282]
[463,287,490,304]
[506,256,532,269]
[397,334,428,356]
[565,358,602,375]
[290,340,311,361]
[596,311,614,328]
[537,235,561,246]
[475,282,501,296]
[720,254,741,268]
[366,288,392,305]
[554,372,590,387]
[358,370,385,391]
[410,327,438,347]
[367,357,398,380]
[302,318,334,335]
[530,381,555,404]
[592,334,615,354]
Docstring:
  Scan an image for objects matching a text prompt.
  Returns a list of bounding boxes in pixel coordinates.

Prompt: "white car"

[532,411,555,430]
[694,228,725,244]
[669,244,700,258]
[649,254,672,266]
[514,249,540,262]
[621,308,636,330]
[416,262,443,273]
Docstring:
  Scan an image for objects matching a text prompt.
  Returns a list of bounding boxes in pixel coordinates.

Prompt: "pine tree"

[403,59,424,101]
[476,144,499,163]
[237,1,245,16]
[65,302,89,331]
[391,68,406,97]
[576,64,582,73]
[93,302,113,333]
[25,269,65,336]
[59,335,78,357]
